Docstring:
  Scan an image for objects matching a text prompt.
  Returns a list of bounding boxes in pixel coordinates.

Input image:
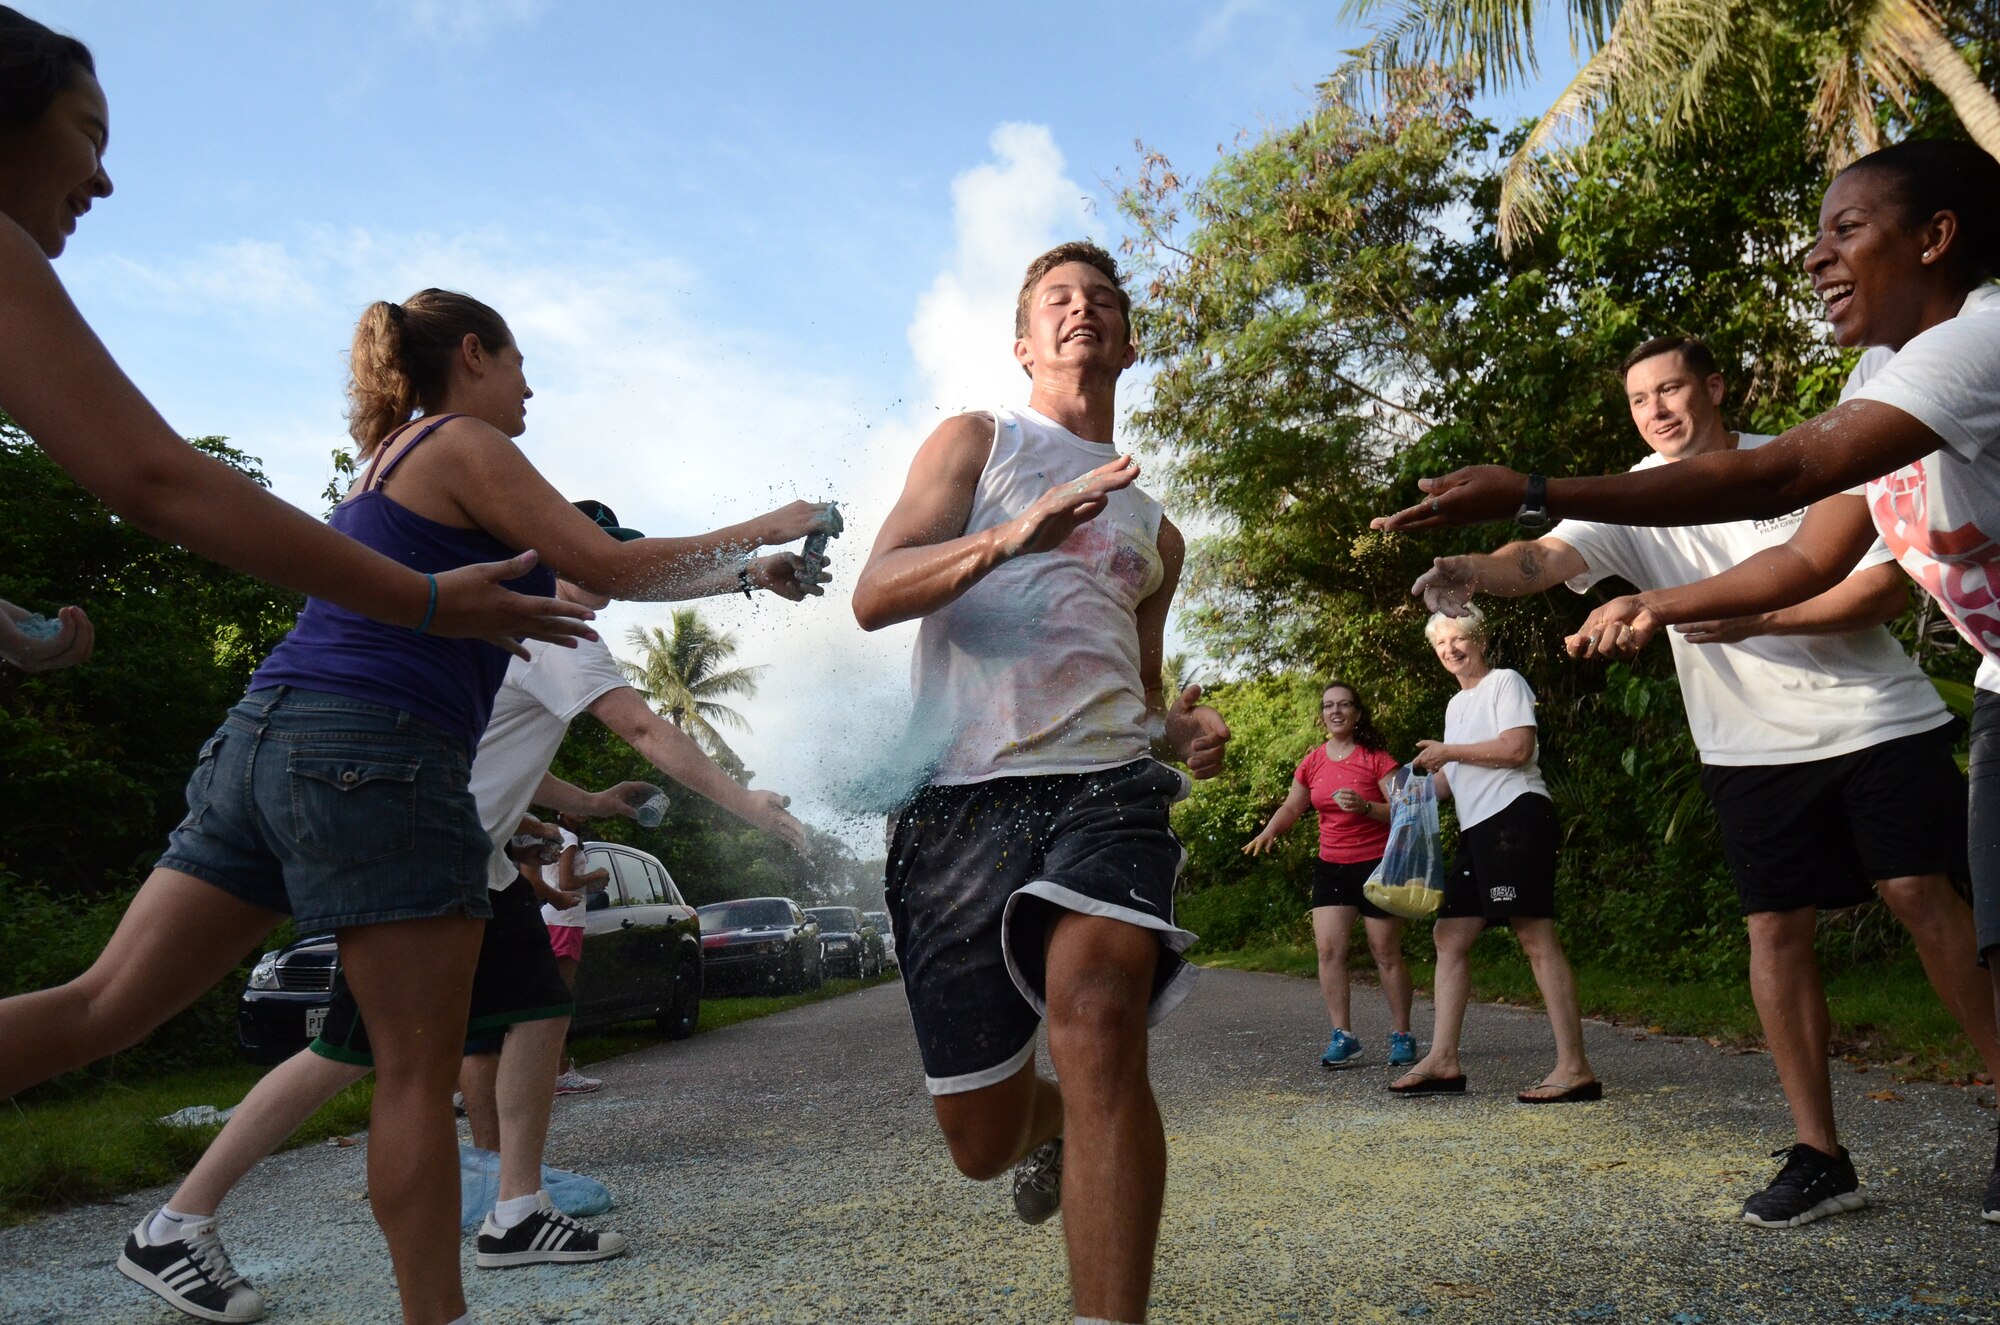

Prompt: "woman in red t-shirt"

[1244,682,1416,1069]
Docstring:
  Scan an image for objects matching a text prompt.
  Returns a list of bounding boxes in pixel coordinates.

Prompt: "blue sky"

[39,0,1579,849]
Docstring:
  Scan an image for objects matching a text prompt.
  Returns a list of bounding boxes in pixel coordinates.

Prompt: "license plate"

[304,1005,327,1040]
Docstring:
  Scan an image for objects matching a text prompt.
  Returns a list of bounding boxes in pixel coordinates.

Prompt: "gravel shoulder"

[3,968,1997,1324]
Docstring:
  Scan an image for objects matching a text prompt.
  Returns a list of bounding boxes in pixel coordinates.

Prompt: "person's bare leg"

[495,1016,570,1202]
[1043,912,1162,1324]
[931,1059,1064,1181]
[1310,905,1355,1033]
[1877,874,2000,1081]
[1363,916,1413,1034]
[1510,917,1595,1092]
[1746,907,1839,1154]
[552,955,580,1076]
[1394,916,1481,1085]
[171,1049,371,1216]
[0,870,281,1096]
[459,1051,501,1153]
[338,915,482,1325]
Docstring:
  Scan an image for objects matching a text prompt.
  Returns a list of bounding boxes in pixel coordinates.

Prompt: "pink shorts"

[545,924,584,961]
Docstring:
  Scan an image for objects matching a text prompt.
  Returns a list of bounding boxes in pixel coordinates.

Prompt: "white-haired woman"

[1388,605,1599,1102]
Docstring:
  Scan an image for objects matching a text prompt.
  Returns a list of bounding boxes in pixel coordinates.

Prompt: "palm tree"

[1347,0,2000,252]
[620,610,765,773]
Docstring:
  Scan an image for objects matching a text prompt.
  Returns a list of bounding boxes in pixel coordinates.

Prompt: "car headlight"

[247,954,280,990]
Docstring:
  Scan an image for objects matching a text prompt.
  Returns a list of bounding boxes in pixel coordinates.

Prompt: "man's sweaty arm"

[852,413,1141,631]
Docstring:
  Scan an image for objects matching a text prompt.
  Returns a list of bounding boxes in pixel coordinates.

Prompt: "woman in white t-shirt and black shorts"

[1244,681,1417,1070]
[1389,605,1600,1103]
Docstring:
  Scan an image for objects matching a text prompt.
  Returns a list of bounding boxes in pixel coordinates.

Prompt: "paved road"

[5,968,1998,1324]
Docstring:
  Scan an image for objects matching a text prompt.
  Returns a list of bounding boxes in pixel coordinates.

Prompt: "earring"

[1923,250,1935,261]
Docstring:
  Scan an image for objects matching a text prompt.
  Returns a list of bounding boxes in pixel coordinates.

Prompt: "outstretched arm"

[1412,537,1590,615]
[1243,781,1312,855]
[851,413,1142,630]
[588,685,809,853]
[0,221,594,653]
[1677,558,1907,645]
[1140,517,1230,779]
[1566,496,1881,659]
[1375,400,1940,533]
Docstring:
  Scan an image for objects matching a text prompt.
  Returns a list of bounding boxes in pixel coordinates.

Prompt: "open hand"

[1163,683,1231,780]
[1372,466,1529,534]
[432,551,598,659]
[1001,456,1142,558]
[0,604,92,671]
[1412,557,1480,616]
[1241,827,1280,856]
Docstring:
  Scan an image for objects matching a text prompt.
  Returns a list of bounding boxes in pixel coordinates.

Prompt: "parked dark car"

[236,841,703,1064]
[805,906,886,979]
[862,910,896,969]
[697,897,821,994]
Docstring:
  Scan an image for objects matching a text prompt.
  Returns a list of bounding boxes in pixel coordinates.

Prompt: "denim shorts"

[157,687,494,933]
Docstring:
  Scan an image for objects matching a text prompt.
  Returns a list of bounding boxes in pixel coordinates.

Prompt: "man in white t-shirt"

[1415,336,1999,1230]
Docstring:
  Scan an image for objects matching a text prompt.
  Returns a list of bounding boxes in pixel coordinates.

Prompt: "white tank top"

[909,405,1165,785]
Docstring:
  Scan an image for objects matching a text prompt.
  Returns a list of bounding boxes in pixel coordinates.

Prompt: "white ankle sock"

[1075,1317,1138,1325]
[492,1191,543,1230]
[147,1206,204,1244]
[444,1315,472,1325]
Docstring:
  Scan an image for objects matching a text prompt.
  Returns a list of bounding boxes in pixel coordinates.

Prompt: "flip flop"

[1387,1070,1467,1095]
[1516,1079,1603,1104]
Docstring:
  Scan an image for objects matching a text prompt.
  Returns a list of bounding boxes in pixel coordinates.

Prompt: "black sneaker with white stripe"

[1011,1136,1063,1225]
[117,1211,265,1323]
[476,1191,627,1268]
[1741,1143,1865,1228]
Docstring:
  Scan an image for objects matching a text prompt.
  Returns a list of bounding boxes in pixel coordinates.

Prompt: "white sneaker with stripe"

[475,1190,626,1268]
[117,1211,266,1322]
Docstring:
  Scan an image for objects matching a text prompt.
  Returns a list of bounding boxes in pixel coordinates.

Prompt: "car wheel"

[657,954,702,1040]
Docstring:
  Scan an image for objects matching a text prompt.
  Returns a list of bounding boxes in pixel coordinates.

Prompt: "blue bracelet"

[415,572,438,634]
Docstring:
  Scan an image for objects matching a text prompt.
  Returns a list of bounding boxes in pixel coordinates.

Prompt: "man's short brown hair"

[1015,241,1133,342]
[1620,335,1720,381]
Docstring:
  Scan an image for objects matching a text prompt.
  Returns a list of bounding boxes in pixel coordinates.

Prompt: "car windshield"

[699,900,793,933]
[807,908,862,932]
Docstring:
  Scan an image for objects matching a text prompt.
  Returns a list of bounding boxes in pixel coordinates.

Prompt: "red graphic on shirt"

[1870,464,2000,656]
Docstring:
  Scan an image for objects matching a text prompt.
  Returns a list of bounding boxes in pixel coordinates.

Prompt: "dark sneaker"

[1741,1144,1865,1228]
[117,1212,266,1323]
[1984,1159,1999,1224]
[476,1191,627,1268]
[1012,1137,1063,1225]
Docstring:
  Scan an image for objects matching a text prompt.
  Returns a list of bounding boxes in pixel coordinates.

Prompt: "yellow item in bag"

[1363,878,1444,920]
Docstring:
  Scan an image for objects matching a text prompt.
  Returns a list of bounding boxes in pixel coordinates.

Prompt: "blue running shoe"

[1320,1029,1362,1068]
[1387,1032,1418,1067]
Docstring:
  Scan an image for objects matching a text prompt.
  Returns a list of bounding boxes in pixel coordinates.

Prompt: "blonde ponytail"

[344,289,513,455]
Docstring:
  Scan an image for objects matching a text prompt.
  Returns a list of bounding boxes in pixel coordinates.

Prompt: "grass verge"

[0,971,897,1228]
[1199,944,1989,1084]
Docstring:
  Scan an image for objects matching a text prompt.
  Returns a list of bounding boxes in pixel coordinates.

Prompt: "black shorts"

[1312,858,1391,919]
[1700,722,1966,916]
[1439,793,1559,923]
[885,759,1197,1096]
[309,872,575,1067]
[1969,693,2000,961]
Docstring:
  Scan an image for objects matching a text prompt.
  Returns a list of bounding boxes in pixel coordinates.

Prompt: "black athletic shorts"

[1312,858,1391,919]
[1968,693,2000,961]
[1700,721,1966,917]
[885,758,1198,1096]
[309,871,575,1067]
[1439,793,1559,923]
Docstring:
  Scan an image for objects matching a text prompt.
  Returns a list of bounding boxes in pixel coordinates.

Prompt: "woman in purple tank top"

[0,286,837,1323]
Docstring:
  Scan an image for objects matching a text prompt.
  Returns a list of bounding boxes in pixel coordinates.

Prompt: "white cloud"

[394,0,551,42]
[68,120,1119,855]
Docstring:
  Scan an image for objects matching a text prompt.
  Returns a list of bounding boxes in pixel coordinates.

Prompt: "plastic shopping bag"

[1361,763,1446,920]
[459,1144,613,1231]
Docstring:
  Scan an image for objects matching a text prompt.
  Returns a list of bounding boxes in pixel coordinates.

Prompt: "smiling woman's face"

[0,71,112,257]
[1804,168,1941,351]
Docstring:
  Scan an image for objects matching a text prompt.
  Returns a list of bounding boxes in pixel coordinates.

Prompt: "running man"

[852,240,1230,1325]
[1413,335,1999,1226]
[120,520,809,1323]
